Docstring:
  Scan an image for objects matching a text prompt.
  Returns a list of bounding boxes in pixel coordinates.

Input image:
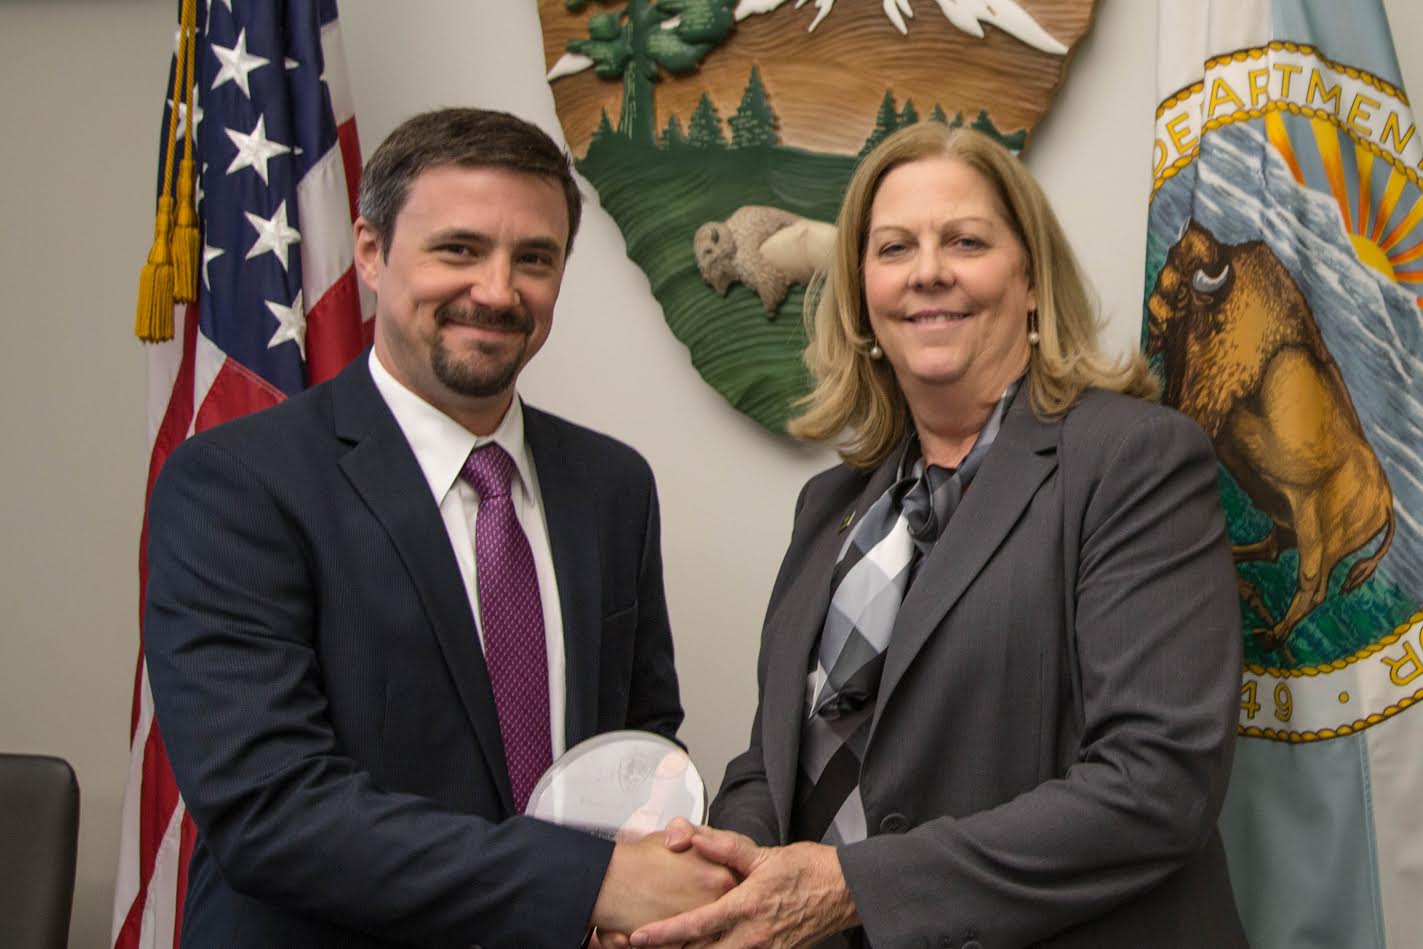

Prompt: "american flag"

[112,1,368,944]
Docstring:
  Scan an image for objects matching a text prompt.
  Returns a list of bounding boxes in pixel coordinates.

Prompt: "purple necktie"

[460,443,552,812]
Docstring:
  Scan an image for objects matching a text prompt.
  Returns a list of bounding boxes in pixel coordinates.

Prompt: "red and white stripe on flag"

[112,3,369,945]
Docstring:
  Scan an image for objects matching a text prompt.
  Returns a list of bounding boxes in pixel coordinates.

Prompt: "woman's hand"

[631,823,858,948]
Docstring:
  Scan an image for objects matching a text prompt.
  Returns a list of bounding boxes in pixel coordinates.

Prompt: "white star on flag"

[265,290,307,359]
[202,243,224,290]
[245,200,301,271]
[225,114,290,184]
[211,28,269,98]
[169,94,204,141]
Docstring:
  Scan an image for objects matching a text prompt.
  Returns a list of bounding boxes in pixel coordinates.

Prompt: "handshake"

[588,818,859,948]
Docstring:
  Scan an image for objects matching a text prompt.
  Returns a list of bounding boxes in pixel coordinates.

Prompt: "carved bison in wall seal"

[1146,220,1395,662]
[693,205,836,316]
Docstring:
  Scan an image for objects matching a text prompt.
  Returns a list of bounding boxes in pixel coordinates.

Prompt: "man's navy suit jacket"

[143,355,683,948]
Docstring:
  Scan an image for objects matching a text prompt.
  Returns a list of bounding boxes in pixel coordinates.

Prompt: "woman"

[633,123,1245,948]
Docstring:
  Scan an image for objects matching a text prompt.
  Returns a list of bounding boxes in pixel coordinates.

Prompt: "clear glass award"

[524,730,707,840]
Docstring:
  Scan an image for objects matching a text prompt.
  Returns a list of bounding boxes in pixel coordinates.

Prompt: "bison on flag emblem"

[1147,221,1395,665]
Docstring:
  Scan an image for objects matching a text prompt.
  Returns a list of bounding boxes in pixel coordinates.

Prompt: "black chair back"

[0,754,80,949]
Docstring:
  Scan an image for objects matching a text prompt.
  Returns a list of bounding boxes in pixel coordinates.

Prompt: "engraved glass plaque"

[524,730,707,840]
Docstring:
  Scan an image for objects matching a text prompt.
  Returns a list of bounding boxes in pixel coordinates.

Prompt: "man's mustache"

[434,302,532,334]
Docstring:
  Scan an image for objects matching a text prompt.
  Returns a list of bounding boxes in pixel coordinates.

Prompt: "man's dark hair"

[358,108,583,257]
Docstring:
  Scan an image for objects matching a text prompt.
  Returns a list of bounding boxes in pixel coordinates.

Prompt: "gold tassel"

[137,0,194,342]
[170,0,199,303]
[136,196,176,342]
[172,157,200,302]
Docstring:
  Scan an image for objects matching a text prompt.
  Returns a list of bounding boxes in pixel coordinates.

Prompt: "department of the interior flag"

[1146,2,1423,946]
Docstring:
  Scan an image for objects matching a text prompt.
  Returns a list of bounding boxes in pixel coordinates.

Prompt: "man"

[144,108,730,947]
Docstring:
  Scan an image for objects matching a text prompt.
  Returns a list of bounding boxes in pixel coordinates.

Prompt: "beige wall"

[2,1,1419,944]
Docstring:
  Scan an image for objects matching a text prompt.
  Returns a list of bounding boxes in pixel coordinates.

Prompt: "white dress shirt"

[368,350,567,760]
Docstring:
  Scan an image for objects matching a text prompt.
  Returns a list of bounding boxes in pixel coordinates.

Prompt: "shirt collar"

[368,349,533,503]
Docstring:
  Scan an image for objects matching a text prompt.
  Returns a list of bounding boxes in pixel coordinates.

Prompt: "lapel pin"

[838,510,856,533]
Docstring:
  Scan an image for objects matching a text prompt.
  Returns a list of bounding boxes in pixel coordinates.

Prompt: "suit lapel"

[523,407,602,748]
[761,456,900,841]
[331,358,515,812]
[875,398,1060,726]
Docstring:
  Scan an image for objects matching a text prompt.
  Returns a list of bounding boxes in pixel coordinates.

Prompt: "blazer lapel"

[876,398,1060,722]
[761,455,900,841]
[331,358,516,812]
[523,407,602,748]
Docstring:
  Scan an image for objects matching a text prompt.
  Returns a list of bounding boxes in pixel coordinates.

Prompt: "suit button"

[879,812,909,833]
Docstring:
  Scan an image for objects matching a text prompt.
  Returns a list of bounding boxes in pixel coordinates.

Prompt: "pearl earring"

[869,341,883,359]
[1027,311,1041,346]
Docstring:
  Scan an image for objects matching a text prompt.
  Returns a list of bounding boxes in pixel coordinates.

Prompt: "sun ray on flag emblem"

[1265,109,1423,305]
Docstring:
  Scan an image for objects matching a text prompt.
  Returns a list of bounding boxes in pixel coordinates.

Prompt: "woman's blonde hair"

[789,122,1157,467]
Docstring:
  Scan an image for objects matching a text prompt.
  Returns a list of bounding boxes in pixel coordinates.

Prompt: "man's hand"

[629,825,859,948]
[588,928,629,949]
[591,831,737,934]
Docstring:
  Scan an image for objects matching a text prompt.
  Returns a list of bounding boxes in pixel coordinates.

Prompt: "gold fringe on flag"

[137,0,197,342]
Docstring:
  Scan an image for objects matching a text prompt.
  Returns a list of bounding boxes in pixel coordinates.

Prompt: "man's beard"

[429,300,532,398]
